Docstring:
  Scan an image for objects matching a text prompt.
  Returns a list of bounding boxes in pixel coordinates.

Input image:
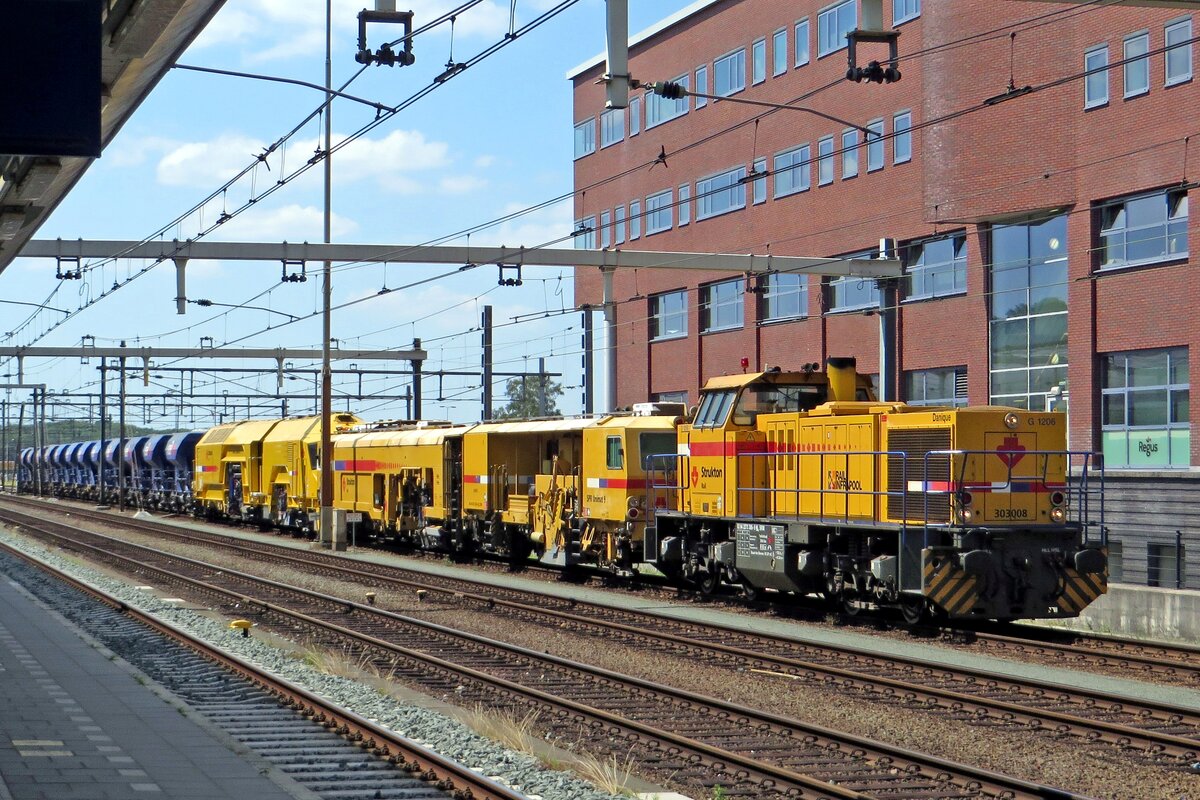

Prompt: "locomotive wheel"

[841,596,862,616]
[697,570,719,596]
[740,581,760,603]
[899,599,927,626]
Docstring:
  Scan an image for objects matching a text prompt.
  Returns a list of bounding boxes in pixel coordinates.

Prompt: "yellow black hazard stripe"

[1056,566,1107,614]
[922,550,979,617]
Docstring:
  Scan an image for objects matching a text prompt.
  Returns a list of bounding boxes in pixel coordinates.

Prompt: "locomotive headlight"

[1003,412,1020,430]
[627,495,643,509]
[1050,507,1066,523]
[960,507,975,523]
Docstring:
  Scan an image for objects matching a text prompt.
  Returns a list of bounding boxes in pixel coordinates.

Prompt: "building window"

[893,111,912,163]
[599,210,611,248]
[650,290,687,340]
[628,96,641,135]
[696,166,747,220]
[894,0,920,24]
[865,119,884,172]
[574,215,596,249]
[1108,540,1124,582]
[647,74,689,127]
[795,18,810,66]
[646,190,673,235]
[841,128,859,179]
[629,200,641,240]
[614,205,625,245]
[1166,18,1193,86]
[762,273,808,320]
[714,49,746,96]
[678,185,691,226]
[773,28,788,75]
[905,233,967,300]
[1124,32,1150,98]
[600,108,624,148]
[817,136,835,185]
[573,118,595,159]
[774,144,811,197]
[695,65,708,108]
[1098,188,1188,270]
[988,214,1068,410]
[905,367,967,407]
[752,38,767,84]
[652,390,689,405]
[752,158,768,204]
[1084,45,1109,108]
[818,0,856,58]
[700,279,744,333]
[1148,542,1183,588]
[829,251,881,311]
[1101,347,1190,468]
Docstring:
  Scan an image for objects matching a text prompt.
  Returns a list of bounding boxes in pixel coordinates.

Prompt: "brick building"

[570,0,1199,587]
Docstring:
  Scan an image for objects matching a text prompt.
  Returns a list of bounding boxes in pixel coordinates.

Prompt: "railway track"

[0,503,1092,800]
[6,497,1199,765]
[0,539,530,800]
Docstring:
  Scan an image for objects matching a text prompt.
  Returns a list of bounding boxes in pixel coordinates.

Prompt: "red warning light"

[740,357,750,372]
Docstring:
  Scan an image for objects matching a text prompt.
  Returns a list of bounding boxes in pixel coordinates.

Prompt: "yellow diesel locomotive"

[646,358,1107,622]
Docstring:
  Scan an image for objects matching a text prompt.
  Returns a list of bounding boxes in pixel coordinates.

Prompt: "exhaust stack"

[826,357,858,402]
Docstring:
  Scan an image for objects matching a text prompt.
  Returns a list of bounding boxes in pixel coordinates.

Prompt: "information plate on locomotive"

[735,522,785,559]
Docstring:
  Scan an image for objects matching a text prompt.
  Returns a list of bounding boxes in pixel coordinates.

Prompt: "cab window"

[694,389,736,428]
[606,435,623,469]
[734,383,826,420]
[639,432,678,470]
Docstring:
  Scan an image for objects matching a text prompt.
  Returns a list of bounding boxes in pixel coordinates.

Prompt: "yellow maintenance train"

[29,358,1106,622]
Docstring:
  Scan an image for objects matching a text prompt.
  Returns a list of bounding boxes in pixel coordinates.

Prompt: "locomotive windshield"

[693,390,736,428]
[735,383,827,418]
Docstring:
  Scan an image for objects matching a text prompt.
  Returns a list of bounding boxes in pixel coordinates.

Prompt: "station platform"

[0,568,309,800]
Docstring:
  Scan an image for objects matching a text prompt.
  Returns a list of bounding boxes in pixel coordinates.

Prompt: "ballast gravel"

[0,527,631,800]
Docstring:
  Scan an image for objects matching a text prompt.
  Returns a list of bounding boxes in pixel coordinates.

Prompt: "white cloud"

[209,203,359,241]
[469,199,574,248]
[155,129,451,194]
[473,155,496,169]
[438,175,487,195]
[190,9,261,49]
[106,136,181,169]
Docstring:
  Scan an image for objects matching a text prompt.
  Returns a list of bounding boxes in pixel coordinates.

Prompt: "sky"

[2,0,693,429]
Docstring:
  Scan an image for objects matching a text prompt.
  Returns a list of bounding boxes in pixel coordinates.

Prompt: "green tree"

[493,375,564,419]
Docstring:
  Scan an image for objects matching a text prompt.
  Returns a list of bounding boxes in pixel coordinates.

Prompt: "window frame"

[600,107,624,149]
[629,200,641,240]
[695,65,709,108]
[761,273,808,322]
[1100,346,1190,469]
[599,209,611,248]
[678,184,691,226]
[1165,17,1193,86]
[1084,45,1109,108]
[614,205,626,245]
[573,215,596,249]
[817,0,856,58]
[646,73,689,128]
[903,232,968,301]
[1096,187,1189,271]
[865,119,885,172]
[696,165,748,221]
[752,158,768,204]
[893,110,912,164]
[817,135,835,185]
[773,28,788,76]
[645,189,674,236]
[649,289,688,341]
[573,117,595,159]
[628,95,641,136]
[605,435,623,469]
[774,143,812,198]
[841,128,859,179]
[904,366,968,407]
[828,250,883,312]
[714,48,747,97]
[1123,31,1150,99]
[752,37,767,85]
[699,278,745,334]
[893,0,920,26]
[795,17,811,66]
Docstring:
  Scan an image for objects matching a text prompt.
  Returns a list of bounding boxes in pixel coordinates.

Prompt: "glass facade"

[573,118,594,159]
[714,49,746,96]
[894,0,920,24]
[988,214,1068,410]
[646,75,689,127]
[650,290,688,340]
[696,166,747,220]
[600,108,624,148]
[646,189,673,234]
[1101,347,1190,468]
[818,0,856,57]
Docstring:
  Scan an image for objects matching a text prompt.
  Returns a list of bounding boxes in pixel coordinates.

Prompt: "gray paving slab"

[0,573,314,800]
